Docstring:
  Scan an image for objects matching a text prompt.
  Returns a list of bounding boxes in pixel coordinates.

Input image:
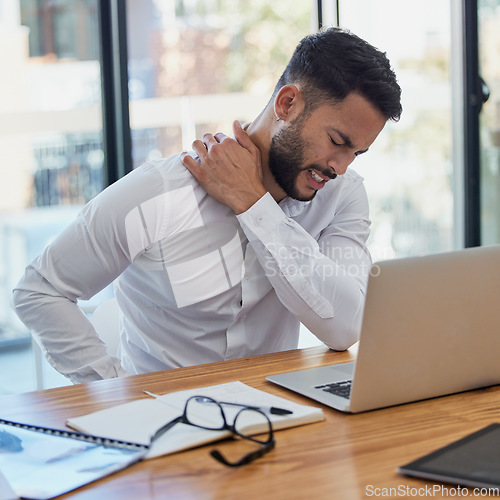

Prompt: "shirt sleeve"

[236,184,372,351]
[11,162,166,383]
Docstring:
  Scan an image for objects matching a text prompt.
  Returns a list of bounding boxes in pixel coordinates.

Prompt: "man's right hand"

[181,120,266,214]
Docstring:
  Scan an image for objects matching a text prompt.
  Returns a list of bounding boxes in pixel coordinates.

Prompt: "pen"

[194,397,293,416]
[143,391,293,415]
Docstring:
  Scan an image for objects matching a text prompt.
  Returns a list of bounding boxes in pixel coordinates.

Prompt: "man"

[12,27,402,384]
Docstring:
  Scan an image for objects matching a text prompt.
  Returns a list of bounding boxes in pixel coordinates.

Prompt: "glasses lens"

[233,408,273,444]
[185,396,226,430]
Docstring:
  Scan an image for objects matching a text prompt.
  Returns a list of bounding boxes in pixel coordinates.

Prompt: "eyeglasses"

[149,395,275,467]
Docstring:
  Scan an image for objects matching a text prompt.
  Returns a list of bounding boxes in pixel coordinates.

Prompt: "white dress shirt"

[12,155,372,383]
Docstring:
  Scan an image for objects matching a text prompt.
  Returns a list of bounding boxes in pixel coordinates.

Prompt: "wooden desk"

[2,346,500,499]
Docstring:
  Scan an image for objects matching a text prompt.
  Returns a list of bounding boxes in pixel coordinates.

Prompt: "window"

[20,0,98,60]
[479,0,500,244]
[0,0,316,392]
[126,0,312,165]
[0,0,105,391]
[337,0,454,260]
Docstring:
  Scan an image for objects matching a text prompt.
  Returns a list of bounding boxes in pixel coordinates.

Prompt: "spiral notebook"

[0,418,148,500]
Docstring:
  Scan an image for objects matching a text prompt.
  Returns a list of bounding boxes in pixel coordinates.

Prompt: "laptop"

[267,245,500,413]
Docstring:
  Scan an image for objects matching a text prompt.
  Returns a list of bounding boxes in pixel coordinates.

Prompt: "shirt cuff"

[236,192,286,242]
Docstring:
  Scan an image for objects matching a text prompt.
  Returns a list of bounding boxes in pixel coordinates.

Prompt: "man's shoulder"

[124,154,200,196]
[136,154,191,180]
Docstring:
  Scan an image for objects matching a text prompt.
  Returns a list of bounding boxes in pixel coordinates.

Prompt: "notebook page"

[67,381,324,459]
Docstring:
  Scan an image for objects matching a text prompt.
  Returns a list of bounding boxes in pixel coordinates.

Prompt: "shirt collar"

[278,197,312,217]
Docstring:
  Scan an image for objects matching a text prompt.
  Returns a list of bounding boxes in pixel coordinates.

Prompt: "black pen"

[194,396,293,416]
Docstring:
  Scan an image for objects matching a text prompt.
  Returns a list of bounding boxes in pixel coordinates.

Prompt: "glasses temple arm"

[149,416,183,444]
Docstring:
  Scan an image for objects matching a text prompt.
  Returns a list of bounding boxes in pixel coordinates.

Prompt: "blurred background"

[0,0,498,393]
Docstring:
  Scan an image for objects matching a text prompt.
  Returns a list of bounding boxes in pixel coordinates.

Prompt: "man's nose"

[327,154,353,176]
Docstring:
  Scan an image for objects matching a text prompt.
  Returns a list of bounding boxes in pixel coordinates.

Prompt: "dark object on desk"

[267,406,293,416]
[398,423,500,489]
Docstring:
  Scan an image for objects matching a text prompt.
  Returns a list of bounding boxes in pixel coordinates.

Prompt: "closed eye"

[330,130,369,156]
[330,137,345,147]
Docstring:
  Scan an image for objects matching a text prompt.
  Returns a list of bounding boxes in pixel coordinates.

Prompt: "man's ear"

[274,85,304,122]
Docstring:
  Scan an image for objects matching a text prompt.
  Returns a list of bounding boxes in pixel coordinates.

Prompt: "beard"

[268,116,336,202]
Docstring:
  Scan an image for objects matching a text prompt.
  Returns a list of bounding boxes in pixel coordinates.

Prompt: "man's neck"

[246,115,287,203]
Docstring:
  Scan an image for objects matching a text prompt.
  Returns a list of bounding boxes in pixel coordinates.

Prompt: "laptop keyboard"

[314,380,352,399]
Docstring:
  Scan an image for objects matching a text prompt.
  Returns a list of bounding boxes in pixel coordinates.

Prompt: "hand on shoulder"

[181,120,266,214]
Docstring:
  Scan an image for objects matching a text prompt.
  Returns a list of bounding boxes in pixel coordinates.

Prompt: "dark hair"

[274,27,402,122]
